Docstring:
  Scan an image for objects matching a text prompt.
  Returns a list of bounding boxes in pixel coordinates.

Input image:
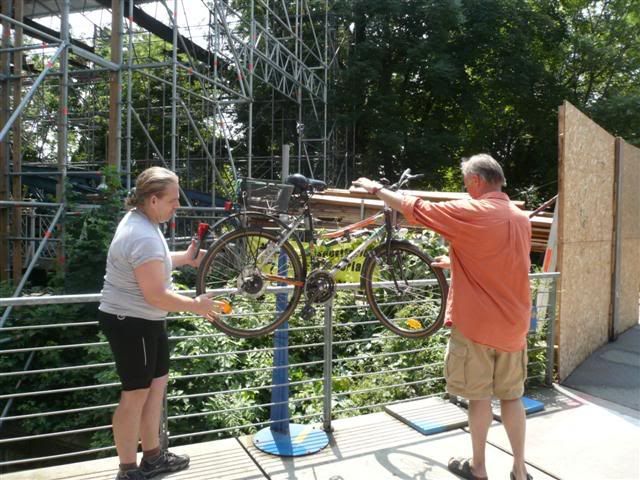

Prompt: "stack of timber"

[309,188,551,253]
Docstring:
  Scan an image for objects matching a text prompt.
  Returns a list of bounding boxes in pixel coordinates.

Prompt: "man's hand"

[431,255,450,269]
[351,177,383,194]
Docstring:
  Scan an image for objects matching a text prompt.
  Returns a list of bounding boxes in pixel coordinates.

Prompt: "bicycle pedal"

[301,305,316,320]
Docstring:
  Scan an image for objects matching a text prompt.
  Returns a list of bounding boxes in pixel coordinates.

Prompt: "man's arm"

[351,177,407,212]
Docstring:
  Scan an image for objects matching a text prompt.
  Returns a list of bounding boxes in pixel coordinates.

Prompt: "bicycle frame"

[206,168,420,288]
[255,202,398,285]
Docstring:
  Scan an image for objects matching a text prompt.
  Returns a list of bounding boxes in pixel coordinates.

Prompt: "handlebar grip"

[193,223,210,260]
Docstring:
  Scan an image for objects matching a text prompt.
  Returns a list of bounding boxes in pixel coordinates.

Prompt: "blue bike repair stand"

[252,250,329,456]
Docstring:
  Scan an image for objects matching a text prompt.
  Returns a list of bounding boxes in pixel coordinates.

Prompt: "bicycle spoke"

[196,229,304,337]
[364,243,447,337]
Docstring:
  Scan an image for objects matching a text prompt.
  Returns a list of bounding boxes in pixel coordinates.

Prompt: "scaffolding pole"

[11,0,24,284]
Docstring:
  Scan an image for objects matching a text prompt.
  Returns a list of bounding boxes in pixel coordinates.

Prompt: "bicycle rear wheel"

[210,211,308,273]
[362,241,448,338]
[196,228,305,338]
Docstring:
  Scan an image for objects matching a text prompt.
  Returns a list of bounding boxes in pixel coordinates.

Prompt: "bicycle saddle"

[286,174,327,193]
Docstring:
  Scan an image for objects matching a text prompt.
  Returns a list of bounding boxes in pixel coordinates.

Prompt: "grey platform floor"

[563,324,640,411]
[4,383,639,480]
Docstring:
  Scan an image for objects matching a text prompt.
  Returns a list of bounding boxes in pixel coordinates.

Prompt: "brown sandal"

[448,457,488,480]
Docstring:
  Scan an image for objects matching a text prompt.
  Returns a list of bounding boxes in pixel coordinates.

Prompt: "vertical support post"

[11,0,24,284]
[125,0,134,190]
[322,299,333,432]
[296,0,302,174]
[211,2,218,204]
[170,0,178,175]
[282,144,290,181]
[253,143,328,455]
[545,275,558,385]
[160,364,169,451]
[610,138,623,341]
[56,0,70,269]
[271,144,291,434]
[271,275,291,434]
[0,0,12,281]
[108,0,123,169]
[169,0,178,248]
[322,0,328,182]
[248,0,254,178]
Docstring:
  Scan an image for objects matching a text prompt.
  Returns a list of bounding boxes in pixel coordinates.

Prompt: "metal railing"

[0,272,558,472]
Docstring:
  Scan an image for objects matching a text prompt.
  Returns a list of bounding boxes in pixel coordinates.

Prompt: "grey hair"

[124,166,178,210]
[460,154,506,187]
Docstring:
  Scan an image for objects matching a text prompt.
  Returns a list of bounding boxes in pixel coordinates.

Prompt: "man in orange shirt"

[353,154,532,480]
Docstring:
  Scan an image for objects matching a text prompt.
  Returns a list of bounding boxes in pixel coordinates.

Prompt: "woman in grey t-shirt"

[98,167,217,480]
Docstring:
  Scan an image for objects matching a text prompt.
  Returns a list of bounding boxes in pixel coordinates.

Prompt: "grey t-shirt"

[99,210,172,320]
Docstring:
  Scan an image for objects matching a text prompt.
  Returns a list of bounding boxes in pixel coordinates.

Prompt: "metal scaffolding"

[0,0,341,284]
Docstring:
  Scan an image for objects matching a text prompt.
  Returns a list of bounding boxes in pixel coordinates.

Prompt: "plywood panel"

[557,241,612,379]
[618,140,640,333]
[557,101,616,380]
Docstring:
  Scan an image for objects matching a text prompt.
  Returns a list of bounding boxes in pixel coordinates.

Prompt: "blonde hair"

[125,167,178,210]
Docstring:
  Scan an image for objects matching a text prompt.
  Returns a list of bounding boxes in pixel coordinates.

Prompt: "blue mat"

[384,397,468,435]
[492,396,545,421]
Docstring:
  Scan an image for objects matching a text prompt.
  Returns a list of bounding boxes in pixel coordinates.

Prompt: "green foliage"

[0,171,125,464]
[329,0,640,201]
[63,166,124,294]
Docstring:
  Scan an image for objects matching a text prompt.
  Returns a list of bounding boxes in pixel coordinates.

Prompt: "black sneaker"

[140,450,190,478]
[115,469,146,480]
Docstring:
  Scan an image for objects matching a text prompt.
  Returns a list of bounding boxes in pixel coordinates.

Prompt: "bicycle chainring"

[304,270,336,304]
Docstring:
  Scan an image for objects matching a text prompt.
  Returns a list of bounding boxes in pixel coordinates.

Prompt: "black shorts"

[98,311,170,391]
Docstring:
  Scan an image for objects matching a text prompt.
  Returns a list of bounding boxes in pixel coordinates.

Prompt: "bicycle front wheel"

[362,241,448,338]
[196,228,305,338]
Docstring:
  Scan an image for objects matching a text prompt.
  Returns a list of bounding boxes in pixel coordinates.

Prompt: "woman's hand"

[192,293,220,322]
[431,255,451,269]
[184,238,206,268]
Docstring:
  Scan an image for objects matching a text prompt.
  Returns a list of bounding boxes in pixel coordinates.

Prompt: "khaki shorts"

[444,327,527,400]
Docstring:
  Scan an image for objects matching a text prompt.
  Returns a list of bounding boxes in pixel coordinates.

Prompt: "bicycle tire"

[196,228,305,338]
[362,241,448,338]
[210,211,308,274]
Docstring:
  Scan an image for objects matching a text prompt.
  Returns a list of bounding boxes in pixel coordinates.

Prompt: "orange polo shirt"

[400,192,531,352]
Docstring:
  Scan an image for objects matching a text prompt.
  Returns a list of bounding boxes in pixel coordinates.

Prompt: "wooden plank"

[307,193,551,252]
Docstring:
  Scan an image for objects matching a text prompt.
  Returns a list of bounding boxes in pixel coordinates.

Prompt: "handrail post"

[545,275,558,385]
[322,299,333,432]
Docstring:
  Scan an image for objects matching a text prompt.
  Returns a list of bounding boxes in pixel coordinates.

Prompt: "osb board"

[557,101,616,380]
[556,242,612,379]
[618,140,640,332]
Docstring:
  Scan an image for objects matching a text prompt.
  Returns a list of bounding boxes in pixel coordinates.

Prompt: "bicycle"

[194,169,449,339]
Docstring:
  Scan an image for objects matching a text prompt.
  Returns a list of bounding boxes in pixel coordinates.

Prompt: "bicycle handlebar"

[389,169,424,191]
